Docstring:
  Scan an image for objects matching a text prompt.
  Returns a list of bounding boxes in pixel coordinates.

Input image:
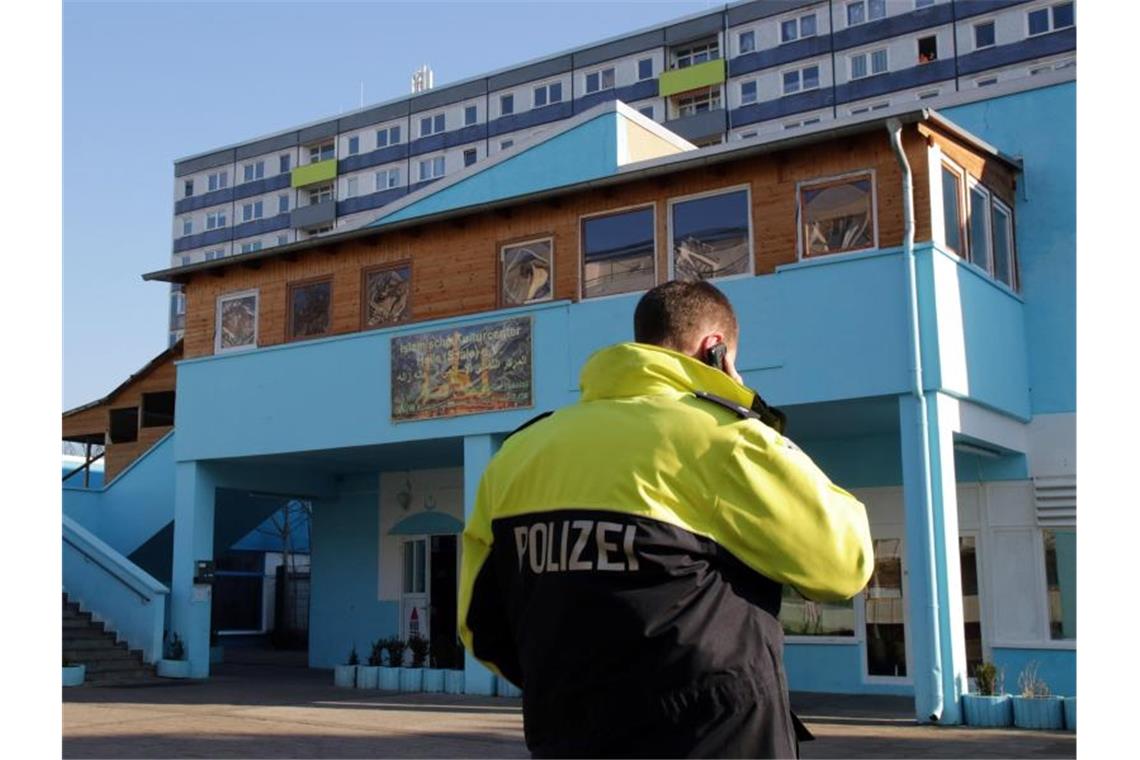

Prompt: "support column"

[462,433,501,696]
[170,461,218,678]
[899,393,969,724]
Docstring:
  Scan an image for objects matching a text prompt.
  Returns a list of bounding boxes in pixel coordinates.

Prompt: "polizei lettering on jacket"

[513,519,640,573]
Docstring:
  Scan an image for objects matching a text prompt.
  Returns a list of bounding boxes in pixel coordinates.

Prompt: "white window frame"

[206,210,227,230]
[672,39,720,69]
[938,158,968,258]
[418,156,445,181]
[795,168,880,261]
[345,176,359,199]
[500,93,515,116]
[850,48,888,79]
[780,13,817,44]
[242,160,265,183]
[376,124,402,148]
[847,0,887,28]
[214,288,259,354]
[239,240,263,254]
[638,57,654,80]
[464,105,478,126]
[1027,2,1074,37]
[966,177,993,275]
[666,184,755,283]
[991,196,1018,291]
[858,535,915,686]
[308,141,334,164]
[279,154,291,173]
[973,19,996,50]
[637,105,655,119]
[307,183,333,205]
[532,81,563,109]
[578,202,659,302]
[500,236,555,306]
[207,170,228,192]
[740,79,758,105]
[674,86,722,118]
[347,135,360,155]
[781,64,820,95]
[738,29,756,55]
[181,217,192,236]
[584,66,616,94]
[278,194,290,214]
[241,200,263,222]
[419,112,446,137]
[374,167,401,191]
[183,179,193,198]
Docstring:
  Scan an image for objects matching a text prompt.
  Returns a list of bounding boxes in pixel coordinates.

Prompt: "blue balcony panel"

[833,2,956,52]
[834,59,955,104]
[339,144,410,174]
[958,28,1076,76]
[337,187,409,217]
[175,187,234,215]
[732,88,832,128]
[291,199,336,230]
[489,102,574,138]
[173,226,234,254]
[233,173,292,201]
[574,80,659,114]
[730,36,832,78]
[409,132,447,158]
[956,0,1034,22]
[444,124,489,150]
[232,213,290,241]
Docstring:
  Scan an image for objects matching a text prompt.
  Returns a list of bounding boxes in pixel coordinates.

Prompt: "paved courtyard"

[63,662,1075,759]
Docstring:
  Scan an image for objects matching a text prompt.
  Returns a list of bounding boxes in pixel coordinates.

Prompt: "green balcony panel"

[658,59,726,98]
[291,159,338,188]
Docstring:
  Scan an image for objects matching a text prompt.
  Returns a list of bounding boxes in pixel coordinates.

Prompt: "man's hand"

[722,349,744,385]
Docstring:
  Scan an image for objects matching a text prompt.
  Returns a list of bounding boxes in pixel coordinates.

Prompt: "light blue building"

[64,79,1074,725]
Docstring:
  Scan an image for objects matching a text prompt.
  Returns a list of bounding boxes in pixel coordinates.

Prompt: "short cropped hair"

[633,280,739,350]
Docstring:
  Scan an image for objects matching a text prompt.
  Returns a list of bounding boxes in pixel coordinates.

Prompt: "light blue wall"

[63,460,104,489]
[942,82,1076,415]
[784,644,912,696]
[991,647,1076,697]
[309,473,399,669]
[61,432,176,558]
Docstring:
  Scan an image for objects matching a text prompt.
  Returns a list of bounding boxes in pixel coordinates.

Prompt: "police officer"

[459,280,874,758]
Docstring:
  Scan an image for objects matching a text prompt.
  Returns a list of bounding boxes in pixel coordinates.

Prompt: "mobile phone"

[704,342,727,372]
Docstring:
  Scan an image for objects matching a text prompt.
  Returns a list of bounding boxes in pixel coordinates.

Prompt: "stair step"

[84,658,150,674]
[63,638,128,652]
[64,647,138,663]
[63,617,103,630]
[63,628,118,641]
[85,672,166,687]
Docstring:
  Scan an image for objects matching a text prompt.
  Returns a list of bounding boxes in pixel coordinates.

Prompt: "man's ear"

[696,333,727,357]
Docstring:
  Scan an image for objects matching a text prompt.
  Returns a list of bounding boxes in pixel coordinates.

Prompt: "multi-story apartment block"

[168,1,1076,343]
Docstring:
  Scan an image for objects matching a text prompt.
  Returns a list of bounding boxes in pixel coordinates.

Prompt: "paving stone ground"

[63,662,1075,759]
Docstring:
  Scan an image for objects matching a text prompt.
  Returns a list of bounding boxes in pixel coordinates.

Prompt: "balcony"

[291,159,337,188]
[658,58,726,97]
[665,108,727,143]
[290,199,336,230]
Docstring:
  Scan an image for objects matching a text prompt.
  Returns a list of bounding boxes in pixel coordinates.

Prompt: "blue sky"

[62,0,717,409]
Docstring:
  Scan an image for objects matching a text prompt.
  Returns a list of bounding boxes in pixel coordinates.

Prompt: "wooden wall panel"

[181,126,943,359]
[919,123,1017,207]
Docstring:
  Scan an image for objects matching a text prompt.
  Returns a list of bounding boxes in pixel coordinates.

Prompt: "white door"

[401,537,430,643]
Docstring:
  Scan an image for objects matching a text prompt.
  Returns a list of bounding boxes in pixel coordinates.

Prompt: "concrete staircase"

[62,593,164,686]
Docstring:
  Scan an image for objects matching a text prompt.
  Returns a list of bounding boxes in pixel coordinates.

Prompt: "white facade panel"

[728,1,830,57]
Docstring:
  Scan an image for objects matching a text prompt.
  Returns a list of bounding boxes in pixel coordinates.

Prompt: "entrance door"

[401,538,429,642]
[863,537,910,680]
[429,535,460,668]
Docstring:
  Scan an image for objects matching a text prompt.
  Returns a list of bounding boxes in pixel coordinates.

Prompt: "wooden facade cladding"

[176,123,1013,360]
[62,344,181,483]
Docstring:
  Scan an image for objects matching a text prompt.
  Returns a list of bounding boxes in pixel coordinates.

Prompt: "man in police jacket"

[459,280,874,758]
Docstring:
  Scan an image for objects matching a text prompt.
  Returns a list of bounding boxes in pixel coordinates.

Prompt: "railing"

[62,515,169,663]
[63,450,104,487]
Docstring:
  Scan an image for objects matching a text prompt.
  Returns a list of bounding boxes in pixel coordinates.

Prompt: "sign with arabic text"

[391,317,532,421]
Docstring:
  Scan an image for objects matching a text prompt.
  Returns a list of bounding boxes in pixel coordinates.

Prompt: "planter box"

[422,669,446,693]
[961,694,1012,727]
[356,666,380,689]
[333,664,357,688]
[379,667,400,690]
[1063,697,1076,732]
[445,670,465,694]
[62,665,86,687]
[210,645,224,665]
[496,676,523,698]
[1012,696,1065,730]
[399,668,423,692]
[157,659,192,679]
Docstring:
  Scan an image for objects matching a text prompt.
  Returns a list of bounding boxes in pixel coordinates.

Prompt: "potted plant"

[334,645,359,688]
[1011,661,1065,730]
[355,639,382,689]
[157,632,191,678]
[379,637,405,691]
[961,662,1012,727]
[401,635,429,692]
[62,656,86,687]
[422,639,450,693]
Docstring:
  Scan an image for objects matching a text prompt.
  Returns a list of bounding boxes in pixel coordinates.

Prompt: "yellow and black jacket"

[459,342,873,758]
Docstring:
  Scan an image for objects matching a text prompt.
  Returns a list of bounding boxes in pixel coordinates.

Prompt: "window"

[278,194,290,214]
[738,30,755,54]
[1030,3,1073,35]
[671,188,751,282]
[345,176,359,199]
[420,113,445,137]
[109,407,138,444]
[781,14,817,43]
[181,217,192,236]
[500,93,515,116]
[673,39,719,69]
[242,160,265,182]
[850,48,888,78]
[992,199,1016,289]
[864,538,907,677]
[500,139,514,150]
[241,200,263,222]
[799,172,876,257]
[418,156,445,181]
[403,540,426,594]
[1043,528,1076,640]
[967,182,992,272]
[307,183,333,205]
[141,391,175,428]
[348,136,360,155]
[638,57,654,80]
[784,116,821,130]
[464,105,478,126]
[581,206,656,299]
[915,0,936,8]
[463,148,477,167]
[958,536,983,675]
[207,170,228,192]
[533,82,562,108]
[585,67,615,93]
[206,210,227,229]
[205,248,224,261]
[362,263,411,328]
[975,76,998,87]
[783,65,820,95]
[918,35,937,63]
[276,234,289,246]
[638,105,655,119]
[780,587,855,637]
[675,87,721,117]
[918,89,940,99]
[740,80,758,105]
[279,154,291,173]
[240,241,263,254]
[375,167,400,190]
[215,289,258,353]
[376,125,401,147]
[308,141,334,163]
[183,179,193,198]
[501,238,553,306]
[739,130,758,140]
[180,255,191,266]
[941,165,965,257]
[307,225,334,235]
[287,277,332,340]
[847,0,886,27]
[974,21,995,49]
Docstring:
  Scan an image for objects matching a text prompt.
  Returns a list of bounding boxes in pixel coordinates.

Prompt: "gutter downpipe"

[886,117,944,723]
